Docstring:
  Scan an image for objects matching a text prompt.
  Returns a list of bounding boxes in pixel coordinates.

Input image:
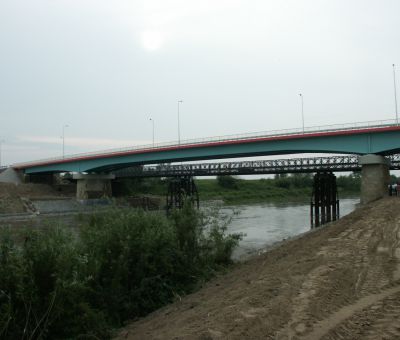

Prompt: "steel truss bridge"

[113,154,400,178]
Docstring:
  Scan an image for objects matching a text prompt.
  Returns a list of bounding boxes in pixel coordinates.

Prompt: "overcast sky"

[1,0,399,164]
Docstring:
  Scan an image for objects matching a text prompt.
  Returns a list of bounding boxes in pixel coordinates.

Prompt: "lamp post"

[393,64,399,125]
[149,117,155,147]
[299,93,304,133]
[0,139,4,167]
[177,100,183,144]
[62,124,69,158]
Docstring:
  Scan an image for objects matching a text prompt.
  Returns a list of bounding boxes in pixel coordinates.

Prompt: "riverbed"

[221,198,359,260]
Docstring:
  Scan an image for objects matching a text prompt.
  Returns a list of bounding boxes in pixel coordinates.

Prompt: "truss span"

[113,154,400,178]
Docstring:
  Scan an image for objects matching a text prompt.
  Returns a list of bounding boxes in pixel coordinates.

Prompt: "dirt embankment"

[117,197,400,340]
[0,182,70,214]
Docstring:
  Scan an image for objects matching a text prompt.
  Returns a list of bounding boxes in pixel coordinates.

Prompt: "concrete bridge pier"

[359,154,390,205]
[73,173,115,200]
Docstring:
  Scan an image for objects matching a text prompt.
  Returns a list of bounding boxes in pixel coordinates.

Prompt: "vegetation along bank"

[0,205,241,339]
[118,172,368,204]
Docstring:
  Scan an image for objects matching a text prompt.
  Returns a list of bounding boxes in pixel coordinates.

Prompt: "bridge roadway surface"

[13,119,400,174]
[113,154,400,177]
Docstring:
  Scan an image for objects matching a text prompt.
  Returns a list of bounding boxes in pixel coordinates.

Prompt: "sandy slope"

[117,197,400,340]
[0,182,70,214]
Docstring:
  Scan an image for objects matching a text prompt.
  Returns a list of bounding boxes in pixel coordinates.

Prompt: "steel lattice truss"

[113,154,400,178]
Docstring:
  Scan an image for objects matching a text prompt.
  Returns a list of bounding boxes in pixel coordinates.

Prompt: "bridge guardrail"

[13,118,399,168]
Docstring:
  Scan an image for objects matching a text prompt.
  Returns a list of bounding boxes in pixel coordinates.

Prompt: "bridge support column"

[310,172,339,228]
[166,176,199,213]
[73,173,115,200]
[359,155,390,205]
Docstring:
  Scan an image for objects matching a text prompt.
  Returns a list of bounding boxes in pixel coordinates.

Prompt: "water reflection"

[219,198,359,260]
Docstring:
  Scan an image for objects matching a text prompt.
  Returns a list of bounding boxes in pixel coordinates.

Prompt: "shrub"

[216,175,238,189]
[79,209,183,321]
[275,177,291,189]
[0,227,110,339]
[0,205,241,339]
[336,173,361,192]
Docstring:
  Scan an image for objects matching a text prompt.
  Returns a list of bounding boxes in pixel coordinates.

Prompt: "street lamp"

[0,139,5,167]
[299,93,304,133]
[393,64,399,125]
[177,100,183,144]
[149,117,155,147]
[62,124,69,158]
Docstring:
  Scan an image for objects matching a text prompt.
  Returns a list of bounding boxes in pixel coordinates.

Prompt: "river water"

[219,198,359,260]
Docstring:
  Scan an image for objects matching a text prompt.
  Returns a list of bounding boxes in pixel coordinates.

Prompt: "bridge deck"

[13,119,400,174]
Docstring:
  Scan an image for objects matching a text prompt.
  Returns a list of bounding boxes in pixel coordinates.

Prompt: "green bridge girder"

[17,128,400,174]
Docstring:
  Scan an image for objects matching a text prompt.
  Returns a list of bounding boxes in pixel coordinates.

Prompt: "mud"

[117,197,400,340]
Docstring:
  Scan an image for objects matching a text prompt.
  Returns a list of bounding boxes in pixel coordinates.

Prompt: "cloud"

[17,135,151,150]
[2,145,40,151]
[140,29,167,51]
[108,0,243,51]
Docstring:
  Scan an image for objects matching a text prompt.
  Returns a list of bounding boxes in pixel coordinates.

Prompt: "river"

[219,198,359,260]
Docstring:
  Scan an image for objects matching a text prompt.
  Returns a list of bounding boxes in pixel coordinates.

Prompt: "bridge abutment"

[359,154,390,204]
[73,173,115,200]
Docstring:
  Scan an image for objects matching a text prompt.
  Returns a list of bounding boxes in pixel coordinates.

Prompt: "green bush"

[0,205,241,339]
[216,175,238,189]
[336,173,361,193]
[0,227,109,339]
[274,177,291,189]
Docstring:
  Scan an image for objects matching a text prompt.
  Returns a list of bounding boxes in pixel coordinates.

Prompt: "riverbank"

[197,178,312,203]
[117,197,400,339]
[122,177,360,205]
[198,175,361,203]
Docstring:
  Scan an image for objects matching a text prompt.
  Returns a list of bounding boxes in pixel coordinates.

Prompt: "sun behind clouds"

[140,30,166,51]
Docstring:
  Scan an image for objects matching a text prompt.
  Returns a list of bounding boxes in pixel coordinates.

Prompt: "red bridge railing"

[12,118,400,168]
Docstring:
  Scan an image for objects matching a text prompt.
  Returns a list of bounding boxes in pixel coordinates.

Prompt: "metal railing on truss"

[13,118,399,168]
[114,153,400,177]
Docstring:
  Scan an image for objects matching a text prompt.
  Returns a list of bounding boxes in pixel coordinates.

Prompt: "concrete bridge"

[12,119,400,204]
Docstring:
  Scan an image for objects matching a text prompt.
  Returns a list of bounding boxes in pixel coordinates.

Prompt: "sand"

[117,197,400,340]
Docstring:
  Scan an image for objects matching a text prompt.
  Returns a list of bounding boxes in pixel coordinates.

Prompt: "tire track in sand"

[303,285,400,340]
